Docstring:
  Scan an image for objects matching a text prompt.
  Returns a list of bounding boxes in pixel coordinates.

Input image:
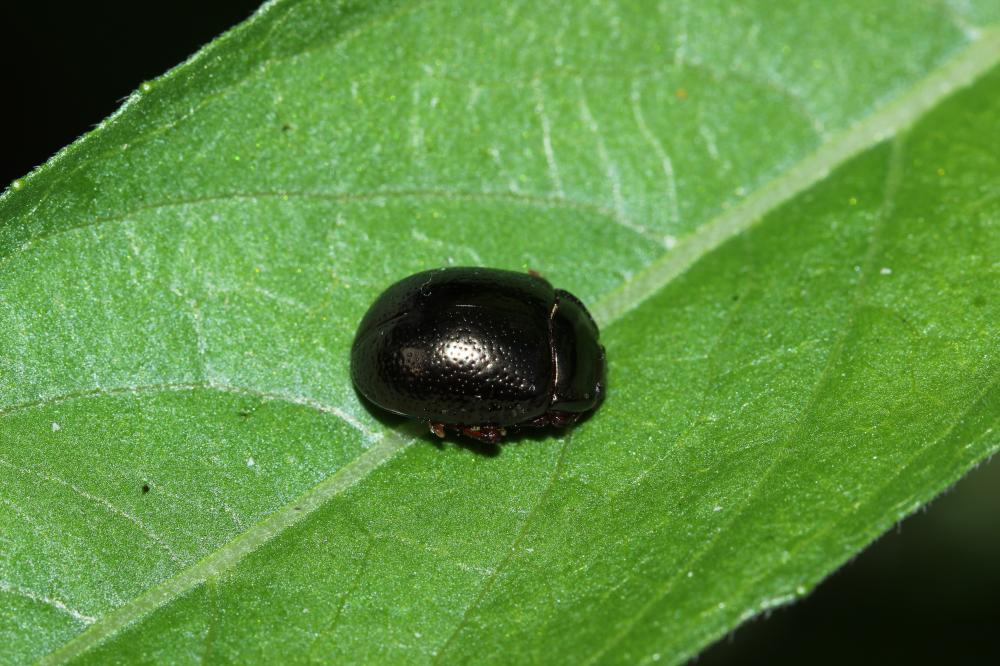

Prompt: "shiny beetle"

[350,267,605,443]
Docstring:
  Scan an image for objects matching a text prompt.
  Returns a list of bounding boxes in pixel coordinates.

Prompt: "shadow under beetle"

[350,267,605,443]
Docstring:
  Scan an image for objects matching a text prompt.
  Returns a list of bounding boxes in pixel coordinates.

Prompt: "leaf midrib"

[591,25,1000,328]
[34,19,1000,666]
[583,133,907,665]
[35,383,413,666]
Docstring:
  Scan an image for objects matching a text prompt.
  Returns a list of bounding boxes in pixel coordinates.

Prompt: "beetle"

[350,267,605,443]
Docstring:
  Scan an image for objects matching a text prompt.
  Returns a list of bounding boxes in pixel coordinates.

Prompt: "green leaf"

[2,1,999,663]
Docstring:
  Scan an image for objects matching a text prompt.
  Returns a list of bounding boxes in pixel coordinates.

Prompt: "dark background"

[4,3,999,663]
[3,2,263,186]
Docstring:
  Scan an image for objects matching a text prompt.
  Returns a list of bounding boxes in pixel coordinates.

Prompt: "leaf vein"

[0,187,647,270]
[0,580,96,626]
[1,0,432,224]
[586,137,905,664]
[666,364,1000,666]
[591,27,1000,328]
[0,381,379,441]
[432,432,574,663]
[0,457,183,566]
[40,411,414,666]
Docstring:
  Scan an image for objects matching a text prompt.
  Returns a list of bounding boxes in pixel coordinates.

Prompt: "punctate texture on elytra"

[350,267,605,442]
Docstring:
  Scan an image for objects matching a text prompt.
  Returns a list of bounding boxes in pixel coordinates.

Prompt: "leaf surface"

[2,1,999,663]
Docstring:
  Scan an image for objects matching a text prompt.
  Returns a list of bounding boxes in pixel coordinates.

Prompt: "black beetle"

[350,267,605,443]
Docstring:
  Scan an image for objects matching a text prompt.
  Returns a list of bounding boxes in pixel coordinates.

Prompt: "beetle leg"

[522,415,551,428]
[521,412,579,429]
[429,422,446,438]
[546,411,579,428]
[457,424,506,444]
[518,412,580,428]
